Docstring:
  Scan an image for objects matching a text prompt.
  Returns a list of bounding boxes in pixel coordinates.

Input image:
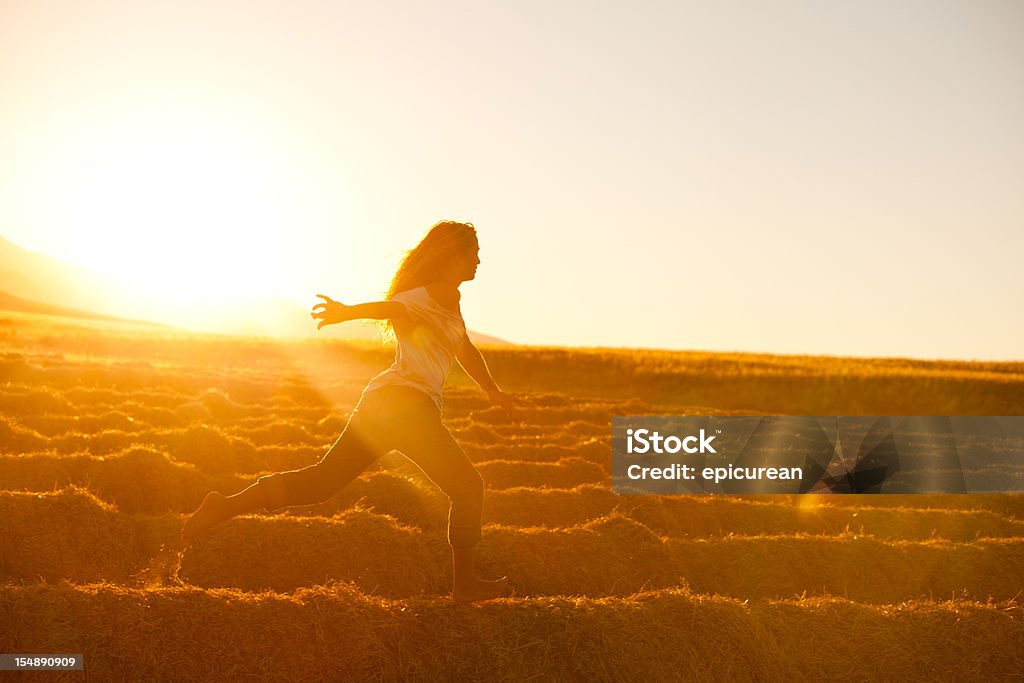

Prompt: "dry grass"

[1,310,1023,680]
[4,486,1022,604]
[1,582,1020,682]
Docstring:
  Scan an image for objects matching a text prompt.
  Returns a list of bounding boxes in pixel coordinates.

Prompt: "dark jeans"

[256,384,483,548]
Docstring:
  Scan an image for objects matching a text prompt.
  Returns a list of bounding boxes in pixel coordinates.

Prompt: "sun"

[61,116,288,306]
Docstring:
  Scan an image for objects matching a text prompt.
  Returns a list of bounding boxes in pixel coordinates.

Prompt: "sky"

[0,0,1021,360]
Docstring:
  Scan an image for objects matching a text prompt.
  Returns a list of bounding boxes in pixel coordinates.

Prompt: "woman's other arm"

[455,337,521,415]
[310,294,409,329]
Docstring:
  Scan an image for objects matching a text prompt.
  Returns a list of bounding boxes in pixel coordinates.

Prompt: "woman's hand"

[310,294,353,329]
[487,387,525,421]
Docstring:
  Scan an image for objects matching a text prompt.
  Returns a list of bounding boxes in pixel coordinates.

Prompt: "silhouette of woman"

[182,220,515,602]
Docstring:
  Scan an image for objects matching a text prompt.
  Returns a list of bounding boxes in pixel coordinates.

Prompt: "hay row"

[472,457,607,489]
[451,403,620,426]
[477,515,1024,603]
[1,381,352,425]
[14,403,350,440]
[484,484,1024,541]
[0,488,137,584]
[19,425,324,474]
[461,439,611,466]
[0,486,444,596]
[0,447,248,514]
[2,582,1021,682]
[0,385,74,415]
[19,409,182,436]
[18,421,330,460]
[748,493,1024,519]
[3,487,1022,601]
[280,478,1024,543]
[0,414,48,451]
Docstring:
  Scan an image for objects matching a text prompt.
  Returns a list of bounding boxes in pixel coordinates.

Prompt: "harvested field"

[1,311,1022,680]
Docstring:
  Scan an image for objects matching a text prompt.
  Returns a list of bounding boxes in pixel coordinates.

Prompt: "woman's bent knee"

[257,473,289,511]
[447,469,484,506]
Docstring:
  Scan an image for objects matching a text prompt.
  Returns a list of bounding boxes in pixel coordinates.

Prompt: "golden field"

[1,311,1022,681]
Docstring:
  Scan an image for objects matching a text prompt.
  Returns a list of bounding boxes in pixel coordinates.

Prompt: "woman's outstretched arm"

[310,294,409,329]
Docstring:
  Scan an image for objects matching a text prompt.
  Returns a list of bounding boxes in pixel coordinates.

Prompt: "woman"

[182,220,515,603]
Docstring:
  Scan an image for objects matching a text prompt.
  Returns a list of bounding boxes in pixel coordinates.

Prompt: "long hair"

[376,220,478,341]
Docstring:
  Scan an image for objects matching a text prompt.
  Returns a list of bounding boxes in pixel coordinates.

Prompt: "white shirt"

[361,286,468,411]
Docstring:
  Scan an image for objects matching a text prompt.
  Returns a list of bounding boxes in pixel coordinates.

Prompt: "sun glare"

[60,115,289,305]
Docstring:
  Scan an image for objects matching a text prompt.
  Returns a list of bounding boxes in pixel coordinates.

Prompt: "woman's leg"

[181,392,390,544]
[179,484,268,545]
[388,390,508,601]
[254,421,387,510]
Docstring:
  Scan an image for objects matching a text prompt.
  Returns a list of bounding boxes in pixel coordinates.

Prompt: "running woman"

[182,220,515,602]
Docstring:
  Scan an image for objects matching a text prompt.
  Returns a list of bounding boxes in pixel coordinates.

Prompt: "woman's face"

[455,241,481,282]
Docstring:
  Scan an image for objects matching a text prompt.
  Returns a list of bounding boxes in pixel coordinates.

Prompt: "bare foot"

[453,576,510,603]
[181,491,231,545]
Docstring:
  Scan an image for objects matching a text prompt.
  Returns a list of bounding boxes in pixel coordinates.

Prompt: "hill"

[0,234,509,344]
[0,289,168,326]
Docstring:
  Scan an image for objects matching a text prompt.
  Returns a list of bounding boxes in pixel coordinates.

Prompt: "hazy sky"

[1,1,1021,360]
